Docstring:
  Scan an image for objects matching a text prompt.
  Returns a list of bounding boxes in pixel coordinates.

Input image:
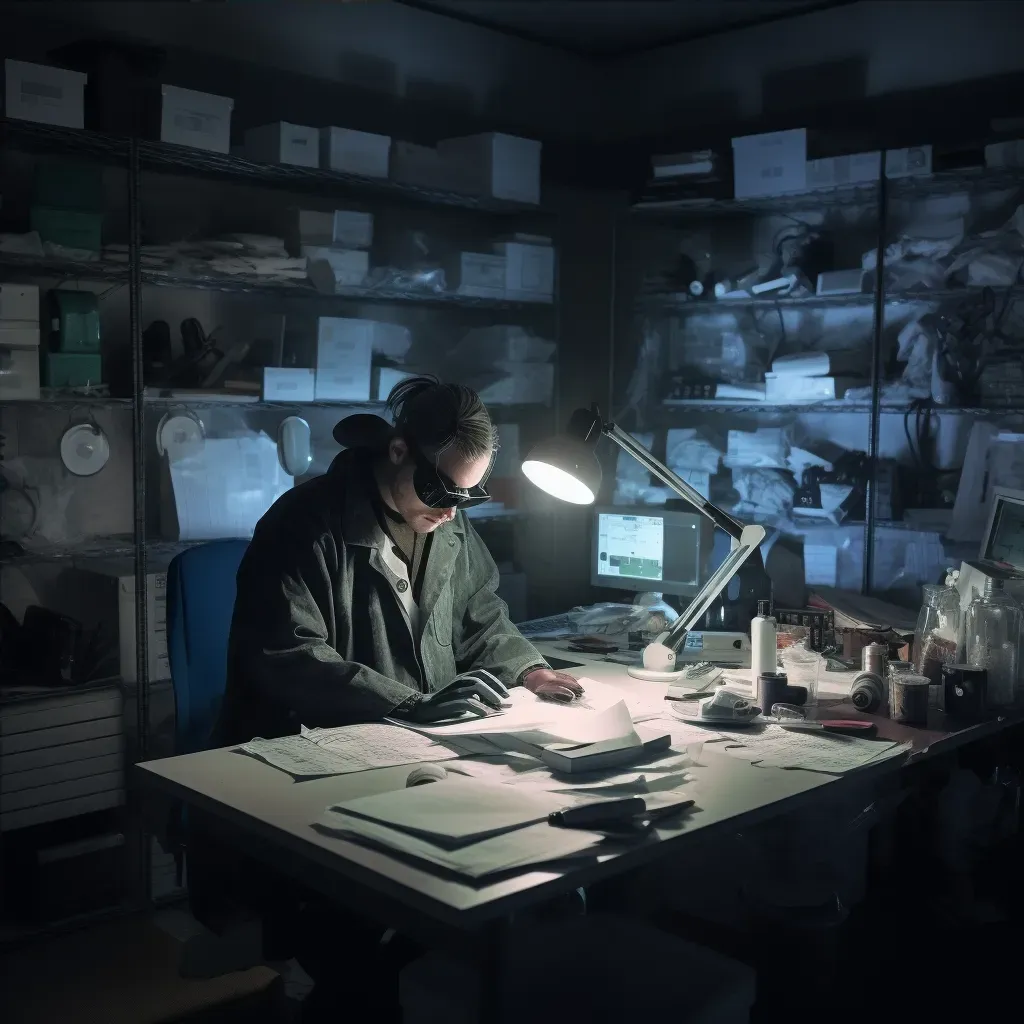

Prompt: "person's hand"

[522,668,584,704]
[396,669,510,724]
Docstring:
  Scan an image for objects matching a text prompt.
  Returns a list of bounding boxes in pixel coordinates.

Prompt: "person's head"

[377,376,496,534]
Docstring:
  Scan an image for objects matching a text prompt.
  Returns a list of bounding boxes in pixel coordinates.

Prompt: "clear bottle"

[914,582,961,708]
[964,578,1023,708]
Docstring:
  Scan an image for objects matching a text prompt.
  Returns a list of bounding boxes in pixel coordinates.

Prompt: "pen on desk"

[548,797,647,829]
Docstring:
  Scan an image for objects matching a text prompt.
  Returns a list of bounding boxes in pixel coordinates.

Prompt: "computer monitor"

[591,506,710,598]
[980,488,1024,571]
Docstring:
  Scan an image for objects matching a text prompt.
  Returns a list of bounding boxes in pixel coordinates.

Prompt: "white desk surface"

[135,659,892,932]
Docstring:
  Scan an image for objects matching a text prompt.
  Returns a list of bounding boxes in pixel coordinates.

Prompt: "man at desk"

[219,374,581,744]
[212,377,582,1020]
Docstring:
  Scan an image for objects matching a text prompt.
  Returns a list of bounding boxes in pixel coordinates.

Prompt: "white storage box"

[0,324,40,347]
[986,140,1024,169]
[0,282,40,322]
[451,252,506,298]
[4,59,86,129]
[245,121,319,167]
[263,367,315,402]
[373,366,416,401]
[494,240,554,300]
[885,145,932,179]
[806,151,881,190]
[437,132,541,205]
[306,247,370,292]
[320,126,391,178]
[160,84,234,153]
[732,128,807,198]
[0,347,41,400]
[315,317,373,401]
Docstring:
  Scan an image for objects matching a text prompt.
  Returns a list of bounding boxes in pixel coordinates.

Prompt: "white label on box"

[263,367,315,402]
[5,59,86,129]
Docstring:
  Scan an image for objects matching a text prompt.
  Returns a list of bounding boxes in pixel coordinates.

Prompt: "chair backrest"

[166,540,249,754]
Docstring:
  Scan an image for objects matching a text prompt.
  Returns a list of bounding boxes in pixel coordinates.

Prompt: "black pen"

[548,797,647,829]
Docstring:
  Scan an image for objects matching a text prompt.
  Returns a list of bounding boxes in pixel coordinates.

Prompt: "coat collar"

[331,448,465,550]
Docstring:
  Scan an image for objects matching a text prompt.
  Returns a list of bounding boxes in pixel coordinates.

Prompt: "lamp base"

[631,633,752,681]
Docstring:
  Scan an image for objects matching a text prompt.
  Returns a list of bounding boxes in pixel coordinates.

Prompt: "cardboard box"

[806,151,881,190]
[305,247,370,292]
[315,317,373,400]
[320,126,391,178]
[4,59,86,129]
[263,367,315,403]
[0,348,41,400]
[390,141,463,191]
[451,252,507,298]
[494,240,554,300]
[437,132,542,204]
[160,84,233,154]
[0,283,39,323]
[732,129,807,198]
[244,121,319,167]
[332,210,373,249]
[885,145,932,179]
[372,366,416,401]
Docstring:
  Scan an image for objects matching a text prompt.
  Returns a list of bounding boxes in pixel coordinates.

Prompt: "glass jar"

[914,583,961,707]
[964,578,1023,708]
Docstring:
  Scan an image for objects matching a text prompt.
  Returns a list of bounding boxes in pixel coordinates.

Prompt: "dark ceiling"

[400,0,851,57]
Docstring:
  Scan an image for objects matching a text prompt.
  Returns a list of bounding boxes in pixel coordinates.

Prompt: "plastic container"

[964,577,1022,708]
[750,599,778,688]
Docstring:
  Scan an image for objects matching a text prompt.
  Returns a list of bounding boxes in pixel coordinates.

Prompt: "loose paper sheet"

[572,677,665,722]
[330,776,566,845]
[241,724,459,778]
[721,725,907,774]
[313,814,603,879]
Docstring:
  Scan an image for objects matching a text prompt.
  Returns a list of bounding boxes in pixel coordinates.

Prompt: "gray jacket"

[217,448,544,743]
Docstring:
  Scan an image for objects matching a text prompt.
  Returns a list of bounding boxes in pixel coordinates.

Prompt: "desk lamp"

[522,406,767,681]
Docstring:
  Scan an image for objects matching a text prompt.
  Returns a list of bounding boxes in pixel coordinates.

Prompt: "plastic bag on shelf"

[665,428,722,474]
[723,426,791,470]
[730,468,795,518]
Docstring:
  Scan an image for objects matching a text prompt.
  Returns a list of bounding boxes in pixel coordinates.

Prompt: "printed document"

[722,725,908,774]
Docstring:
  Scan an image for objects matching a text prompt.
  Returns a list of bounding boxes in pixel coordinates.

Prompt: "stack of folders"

[314,777,605,879]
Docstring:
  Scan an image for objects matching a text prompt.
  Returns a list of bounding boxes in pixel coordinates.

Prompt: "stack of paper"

[721,725,909,774]
[314,777,605,878]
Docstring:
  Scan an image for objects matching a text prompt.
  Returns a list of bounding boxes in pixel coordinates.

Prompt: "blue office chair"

[167,539,249,755]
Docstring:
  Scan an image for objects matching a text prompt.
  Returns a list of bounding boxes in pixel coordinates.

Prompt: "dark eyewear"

[410,443,495,509]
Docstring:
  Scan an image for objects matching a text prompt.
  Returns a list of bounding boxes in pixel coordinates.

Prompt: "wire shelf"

[631,182,879,221]
[0,117,129,162]
[139,267,555,310]
[661,398,1024,416]
[0,388,131,407]
[639,290,876,313]
[0,252,130,284]
[889,165,1024,200]
[136,138,550,216]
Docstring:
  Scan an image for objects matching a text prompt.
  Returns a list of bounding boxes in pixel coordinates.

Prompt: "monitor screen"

[591,506,707,597]
[983,490,1024,570]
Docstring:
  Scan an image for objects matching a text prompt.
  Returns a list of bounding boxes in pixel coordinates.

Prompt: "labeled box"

[244,121,319,167]
[315,317,373,401]
[160,84,233,153]
[732,129,807,198]
[4,59,86,129]
[494,240,554,300]
[320,127,391,178]
[437,132,542,204]
[806,151,881,190]
[263,367,315,403]
[0,283,39,323]
[450,252,507,298]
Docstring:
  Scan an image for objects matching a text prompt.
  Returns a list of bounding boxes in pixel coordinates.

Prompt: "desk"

[133,660,1020,1015]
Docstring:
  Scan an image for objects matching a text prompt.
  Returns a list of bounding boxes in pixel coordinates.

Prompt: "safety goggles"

[410,442,495,509]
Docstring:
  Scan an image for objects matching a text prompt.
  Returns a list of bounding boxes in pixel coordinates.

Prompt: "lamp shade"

[521,435,602,505]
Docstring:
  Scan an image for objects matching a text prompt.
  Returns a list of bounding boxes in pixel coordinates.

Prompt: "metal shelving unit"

[619,156,1024,597]
[1,115,560,936]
